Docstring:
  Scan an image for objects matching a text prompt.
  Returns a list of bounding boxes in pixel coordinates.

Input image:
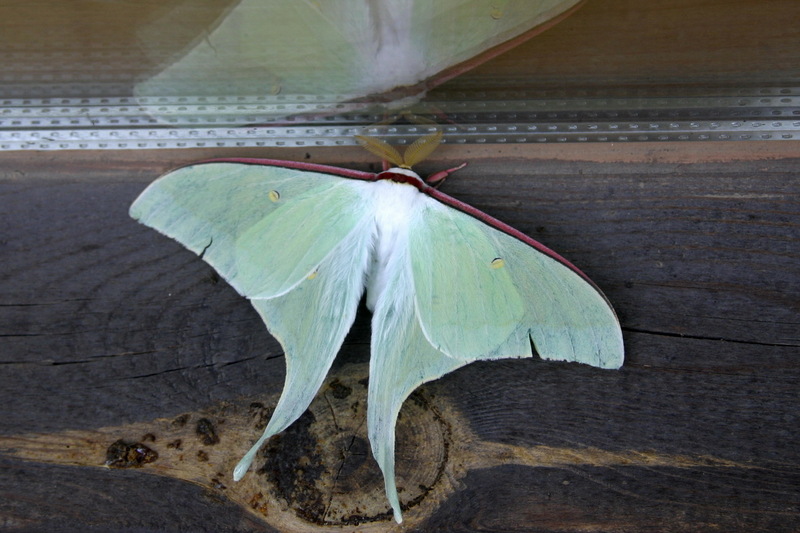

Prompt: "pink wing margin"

[187,157,378,181]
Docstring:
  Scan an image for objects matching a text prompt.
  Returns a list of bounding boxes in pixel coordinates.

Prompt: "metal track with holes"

[1,88,798,150]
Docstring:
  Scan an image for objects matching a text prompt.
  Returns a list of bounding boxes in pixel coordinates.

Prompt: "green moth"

[130,135,623,523]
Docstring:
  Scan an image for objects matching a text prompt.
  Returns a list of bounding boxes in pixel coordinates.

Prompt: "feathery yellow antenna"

[403,130,443,168]
[355,135,405,167]
[356,129,442,169]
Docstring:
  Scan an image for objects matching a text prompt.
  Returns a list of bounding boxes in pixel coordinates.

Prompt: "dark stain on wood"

[196,418,220,446]
[327,378,352,400]
[211,473,227,491]
[259,411,328,524]
[171,414,190,428]
[105,439,158,468]
[249,402,274,431]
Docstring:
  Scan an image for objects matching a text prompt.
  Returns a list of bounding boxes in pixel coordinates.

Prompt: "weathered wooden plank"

[0,458,273,533]
[1,144,798,531]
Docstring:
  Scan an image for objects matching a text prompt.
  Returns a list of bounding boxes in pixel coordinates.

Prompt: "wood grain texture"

[1,142,798,532]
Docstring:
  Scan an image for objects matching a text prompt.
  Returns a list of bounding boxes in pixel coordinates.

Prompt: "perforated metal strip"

[1,89,798,150]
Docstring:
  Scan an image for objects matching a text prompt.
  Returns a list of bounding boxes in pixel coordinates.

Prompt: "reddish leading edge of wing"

[423,186,598,286]
[182,157,379,181]
[189,158,610,305]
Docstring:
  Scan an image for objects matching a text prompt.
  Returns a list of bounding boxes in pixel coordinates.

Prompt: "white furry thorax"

[364,171,427,311]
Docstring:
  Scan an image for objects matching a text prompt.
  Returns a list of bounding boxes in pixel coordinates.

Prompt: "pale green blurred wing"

[130,162,377,479]
[409,197,623,369]
[136,0,582,102]
[406,0,583,80]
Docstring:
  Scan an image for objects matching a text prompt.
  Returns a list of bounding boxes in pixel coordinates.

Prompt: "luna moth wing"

[367,242,468,523]
[135,0,584,103]
[234,224,375,480]
[129,161,379,481]
[410,190,624,367]
[361,176,622,522]
[129,160,376,296]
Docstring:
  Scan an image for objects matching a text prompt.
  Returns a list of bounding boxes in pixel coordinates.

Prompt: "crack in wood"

[624,326,800,347]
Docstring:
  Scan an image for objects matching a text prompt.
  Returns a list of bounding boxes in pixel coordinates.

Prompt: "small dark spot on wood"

[140,433,156,442]
[249,402,274,430]
[211,477,227,490]
[624,280,635,288]
[305,152,311,159]
[535,225,546,233]
[340,510,392,526]
[105,439,158,468]
[207,271,220,284]
[249,492,269,515]
[196,418,220,445]
[340,514,368,526]
[171,414,190,428]
[357,377,368,387]
[197,450,209,462]
[166,439,182,450]
[409,390,429,409]
[328,378,352,399]
[249,492,263,508]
